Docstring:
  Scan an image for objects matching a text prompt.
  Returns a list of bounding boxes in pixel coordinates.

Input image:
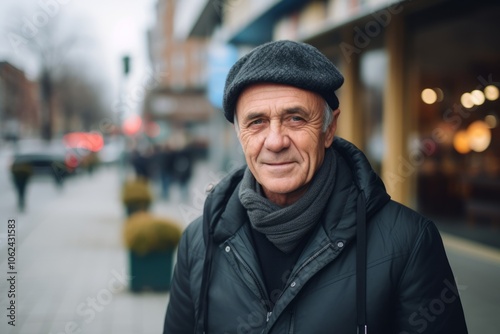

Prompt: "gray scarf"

[239,148,336,253]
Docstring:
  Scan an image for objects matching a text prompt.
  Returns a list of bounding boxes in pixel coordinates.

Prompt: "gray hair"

[321,102,334,132]
[234,101,334,134]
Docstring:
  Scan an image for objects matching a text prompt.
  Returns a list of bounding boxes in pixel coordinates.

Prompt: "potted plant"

[121,177,153,216]
[123,212,182,292]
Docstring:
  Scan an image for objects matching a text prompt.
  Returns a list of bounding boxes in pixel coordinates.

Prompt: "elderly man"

[163,40,468,334]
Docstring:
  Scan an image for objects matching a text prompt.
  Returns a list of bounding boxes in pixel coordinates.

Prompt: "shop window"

[409,3,500,227]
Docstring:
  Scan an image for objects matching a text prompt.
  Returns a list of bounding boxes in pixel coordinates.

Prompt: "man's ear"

[324,109,340,148]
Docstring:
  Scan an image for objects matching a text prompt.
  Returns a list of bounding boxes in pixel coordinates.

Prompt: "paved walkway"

[0,161,209,334]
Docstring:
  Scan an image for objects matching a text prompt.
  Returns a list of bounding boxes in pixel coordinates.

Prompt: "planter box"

[128,249,174,292]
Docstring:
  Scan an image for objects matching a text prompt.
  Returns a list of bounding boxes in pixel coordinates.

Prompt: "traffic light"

[122,55,131,75]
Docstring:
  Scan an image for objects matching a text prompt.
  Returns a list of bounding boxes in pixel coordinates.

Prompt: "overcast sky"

[0,0,157,116]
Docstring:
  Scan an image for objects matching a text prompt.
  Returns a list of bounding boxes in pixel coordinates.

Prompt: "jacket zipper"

[293,243,333,277]
[256,243,332,334]
[276,243,333,302]
[230,242,333,332]
[229,243,272,317]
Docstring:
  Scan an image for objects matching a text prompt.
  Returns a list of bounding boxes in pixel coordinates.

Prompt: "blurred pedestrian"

[164,40,468,333]
[172,147,193,202]
[157,144,175,200]
[130,148,152,180]
[10,162,32,211]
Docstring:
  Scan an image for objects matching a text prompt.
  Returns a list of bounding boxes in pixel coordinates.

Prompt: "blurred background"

[0,0,499,333]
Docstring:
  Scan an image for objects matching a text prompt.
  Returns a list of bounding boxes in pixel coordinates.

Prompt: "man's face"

[235,83,340,206]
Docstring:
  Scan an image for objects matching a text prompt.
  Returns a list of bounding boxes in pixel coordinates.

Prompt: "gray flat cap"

[222,40,344,123]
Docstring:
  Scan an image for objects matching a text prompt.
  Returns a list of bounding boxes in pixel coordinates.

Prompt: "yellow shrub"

[123,212,182,255]
[121,178,153,205]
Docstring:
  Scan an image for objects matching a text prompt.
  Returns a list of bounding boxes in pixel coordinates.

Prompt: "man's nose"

[264,123,290,152]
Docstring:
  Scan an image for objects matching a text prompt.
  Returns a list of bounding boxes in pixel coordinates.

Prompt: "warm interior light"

[421,88,437,104]
[484,85,499,101]
[485,114,498,128]
[471,90,485,106]
[460,93,474,108]
[453,130,470,154]
[467,120,491,152]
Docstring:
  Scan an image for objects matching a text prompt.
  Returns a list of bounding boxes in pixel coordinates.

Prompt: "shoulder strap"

[356,192,368,334]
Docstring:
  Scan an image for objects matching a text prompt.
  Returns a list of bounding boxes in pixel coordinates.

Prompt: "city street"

[1,0,499,333]
[0,157,499,333]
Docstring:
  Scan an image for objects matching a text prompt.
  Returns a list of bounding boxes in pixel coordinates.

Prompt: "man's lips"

[263,161,293,166]
[266,162,291,166]
[261,161,296,170]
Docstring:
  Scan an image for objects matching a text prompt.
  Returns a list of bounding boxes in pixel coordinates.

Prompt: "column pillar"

[381,15,410,205]
[337,29,364,150]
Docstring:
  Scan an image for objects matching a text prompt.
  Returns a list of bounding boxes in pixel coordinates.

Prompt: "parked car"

[9,139,78,185]
[12,152,73,184]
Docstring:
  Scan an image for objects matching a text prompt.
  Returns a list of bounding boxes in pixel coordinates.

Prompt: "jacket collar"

[332,137,390,217]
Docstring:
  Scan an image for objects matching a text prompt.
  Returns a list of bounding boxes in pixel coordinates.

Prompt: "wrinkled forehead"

[235,83,325,119]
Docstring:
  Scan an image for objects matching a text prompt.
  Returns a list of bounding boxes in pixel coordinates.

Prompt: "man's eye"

[291,116,305,122]
[249,119,263,126]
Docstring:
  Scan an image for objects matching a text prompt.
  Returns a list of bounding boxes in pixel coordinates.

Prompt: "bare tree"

[3,4,103,140]
[55,63,107,133]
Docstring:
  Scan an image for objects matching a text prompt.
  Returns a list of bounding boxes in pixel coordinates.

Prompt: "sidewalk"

[0,164,185,334]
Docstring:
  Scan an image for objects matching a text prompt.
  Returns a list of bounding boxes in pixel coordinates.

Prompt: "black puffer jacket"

[164,138,468,334]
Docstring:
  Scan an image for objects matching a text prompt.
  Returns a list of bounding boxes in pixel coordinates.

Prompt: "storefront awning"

[227,0,305,45]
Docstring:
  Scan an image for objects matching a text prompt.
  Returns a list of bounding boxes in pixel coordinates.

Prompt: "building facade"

[144,0,213,153]
[180,0,500,227]
[0,61,40,141]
